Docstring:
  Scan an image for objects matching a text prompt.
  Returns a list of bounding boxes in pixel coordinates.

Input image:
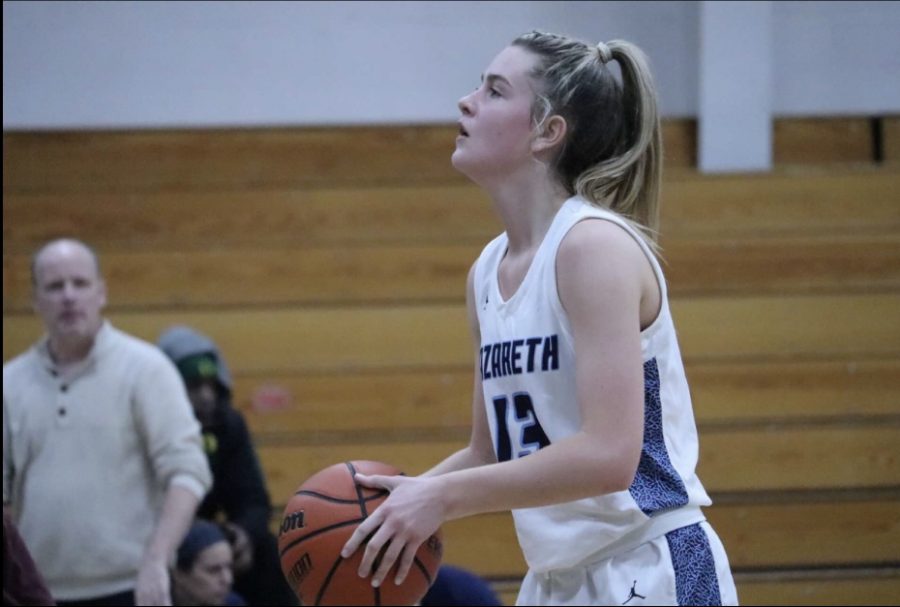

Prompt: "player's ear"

[532,114,567,154]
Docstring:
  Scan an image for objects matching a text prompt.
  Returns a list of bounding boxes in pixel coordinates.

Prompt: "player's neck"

[491,180,569,254]
[474,153,565,235]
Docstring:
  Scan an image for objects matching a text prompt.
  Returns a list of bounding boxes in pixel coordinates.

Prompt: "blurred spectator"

[172,520,245,606]
[4,239,210,605]
[158,326,296,606]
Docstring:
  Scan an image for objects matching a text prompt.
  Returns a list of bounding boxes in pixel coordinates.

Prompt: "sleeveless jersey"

[473,196,712,572]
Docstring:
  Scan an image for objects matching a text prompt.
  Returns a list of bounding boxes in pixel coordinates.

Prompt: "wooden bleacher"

[3,117,899,605]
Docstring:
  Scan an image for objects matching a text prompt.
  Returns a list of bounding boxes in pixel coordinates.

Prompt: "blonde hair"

[512,31,663,250]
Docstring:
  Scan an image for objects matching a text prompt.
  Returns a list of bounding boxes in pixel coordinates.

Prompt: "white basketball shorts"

[516,521,738,606]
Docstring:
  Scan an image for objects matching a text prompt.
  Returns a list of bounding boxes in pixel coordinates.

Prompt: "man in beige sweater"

[3,238,212,605]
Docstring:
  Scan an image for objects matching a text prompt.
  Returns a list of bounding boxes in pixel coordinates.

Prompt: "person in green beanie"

[159,326,296,606]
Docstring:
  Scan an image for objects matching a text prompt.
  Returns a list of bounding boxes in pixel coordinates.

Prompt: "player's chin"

[450,147,477,176]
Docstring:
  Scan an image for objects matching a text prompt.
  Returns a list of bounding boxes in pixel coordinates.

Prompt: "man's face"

[32,241,106,343]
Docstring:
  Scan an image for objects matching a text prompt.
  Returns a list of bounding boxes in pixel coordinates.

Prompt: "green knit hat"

[176,353,218,383]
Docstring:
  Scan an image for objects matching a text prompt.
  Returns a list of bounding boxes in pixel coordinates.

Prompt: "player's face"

[452,45,541,181]
[177,541,234,606]
[32,242,106,344]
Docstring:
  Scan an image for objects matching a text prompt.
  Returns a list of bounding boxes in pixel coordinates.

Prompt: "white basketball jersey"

[473,196,712,572]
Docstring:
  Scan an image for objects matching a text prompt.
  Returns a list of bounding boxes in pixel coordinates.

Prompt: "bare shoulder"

[557,218,649,276]
[557,218,660,327]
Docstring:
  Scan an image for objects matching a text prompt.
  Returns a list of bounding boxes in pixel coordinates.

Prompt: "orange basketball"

[277,460,443,606]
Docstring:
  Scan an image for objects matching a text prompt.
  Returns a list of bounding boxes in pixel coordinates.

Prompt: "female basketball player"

[342,31,738,605]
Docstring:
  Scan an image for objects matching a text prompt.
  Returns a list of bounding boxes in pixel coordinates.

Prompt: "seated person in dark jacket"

[159,326,296,606]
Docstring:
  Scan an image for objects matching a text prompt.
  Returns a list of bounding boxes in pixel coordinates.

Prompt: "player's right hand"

[340,473,446,589]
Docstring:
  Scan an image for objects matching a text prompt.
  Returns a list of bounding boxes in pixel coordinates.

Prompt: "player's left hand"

[135,556,171,606]
[340,473,445,588]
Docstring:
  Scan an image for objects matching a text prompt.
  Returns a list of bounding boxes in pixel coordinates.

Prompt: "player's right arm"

[422,260,496,477]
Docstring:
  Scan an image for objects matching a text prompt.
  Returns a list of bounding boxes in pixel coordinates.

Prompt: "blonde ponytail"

[512,32,664,251]
[574,40,662,245]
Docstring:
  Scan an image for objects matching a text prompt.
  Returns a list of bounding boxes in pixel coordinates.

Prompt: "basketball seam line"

[347,461,369,517]
[316,551,369,607]
[279,518,364,557]
[293,489,388,504]
[413,556,433,586]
